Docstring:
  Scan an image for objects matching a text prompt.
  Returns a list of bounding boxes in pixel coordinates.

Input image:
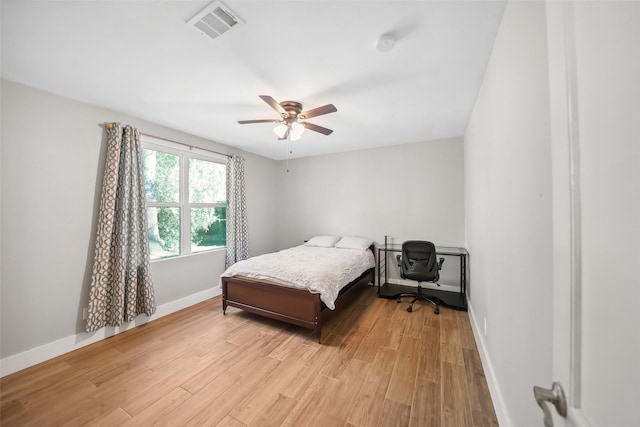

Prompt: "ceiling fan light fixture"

[274,121,304,141]
[290,132,302,141]
[290,121,305,137]
[274,123,288,138]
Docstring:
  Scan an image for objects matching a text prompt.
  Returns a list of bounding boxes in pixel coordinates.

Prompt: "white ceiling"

[1,0,505,160]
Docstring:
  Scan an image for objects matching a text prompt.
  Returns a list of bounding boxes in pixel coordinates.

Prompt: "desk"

[377,243,468,311]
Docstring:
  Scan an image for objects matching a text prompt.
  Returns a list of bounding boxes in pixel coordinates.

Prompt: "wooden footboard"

[222,267,374,343]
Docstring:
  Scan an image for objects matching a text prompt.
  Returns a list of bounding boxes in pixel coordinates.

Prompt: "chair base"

[396,285,440,314]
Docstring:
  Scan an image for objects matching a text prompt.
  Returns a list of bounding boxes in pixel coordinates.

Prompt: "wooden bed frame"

[221,246,376,343]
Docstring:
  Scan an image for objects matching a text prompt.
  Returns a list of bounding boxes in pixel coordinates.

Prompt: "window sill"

[150,246,226,263]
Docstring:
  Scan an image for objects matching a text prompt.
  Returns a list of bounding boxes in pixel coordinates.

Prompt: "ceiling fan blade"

[238,119,282,124]
[302,122,334,135]
[300,104,337,120]
[259,95,287,116]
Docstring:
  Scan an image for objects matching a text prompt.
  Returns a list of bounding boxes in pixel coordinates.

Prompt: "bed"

[220,236,376,342]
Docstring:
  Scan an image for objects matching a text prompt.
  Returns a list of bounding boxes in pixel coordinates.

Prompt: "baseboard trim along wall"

[467,301,512,427]
[0,287,222,378]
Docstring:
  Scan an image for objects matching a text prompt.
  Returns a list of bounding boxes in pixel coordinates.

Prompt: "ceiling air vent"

[187,0,244,41]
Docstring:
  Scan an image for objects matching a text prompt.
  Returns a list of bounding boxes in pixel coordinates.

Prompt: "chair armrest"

[396,254,402,267]
[438,257,445,270]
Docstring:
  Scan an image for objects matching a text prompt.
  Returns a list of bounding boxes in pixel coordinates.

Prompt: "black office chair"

[396,240,444,314]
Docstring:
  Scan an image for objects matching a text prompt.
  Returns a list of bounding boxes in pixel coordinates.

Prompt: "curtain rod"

[105,122,232,158]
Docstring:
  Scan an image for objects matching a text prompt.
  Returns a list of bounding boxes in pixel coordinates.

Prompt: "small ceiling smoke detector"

[376,33,396,52]
[187,0,244,41]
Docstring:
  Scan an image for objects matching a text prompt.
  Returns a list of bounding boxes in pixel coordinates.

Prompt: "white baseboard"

[467,301,512,427]
[0,287,221,378]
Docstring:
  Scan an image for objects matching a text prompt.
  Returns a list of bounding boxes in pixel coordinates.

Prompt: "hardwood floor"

[0,287,498,426]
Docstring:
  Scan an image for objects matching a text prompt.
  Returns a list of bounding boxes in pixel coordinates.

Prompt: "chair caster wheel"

[407,306,413,313]
[434,307,440,314]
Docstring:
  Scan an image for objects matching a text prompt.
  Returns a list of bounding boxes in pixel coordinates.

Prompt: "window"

[142,141,227,260]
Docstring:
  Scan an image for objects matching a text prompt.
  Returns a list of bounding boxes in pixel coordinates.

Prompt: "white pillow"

[334,236,373,251]
[304,235,341,248]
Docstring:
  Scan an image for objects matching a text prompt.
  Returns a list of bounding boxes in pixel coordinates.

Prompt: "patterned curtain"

[225,155,250,268]
[86,123,156,332]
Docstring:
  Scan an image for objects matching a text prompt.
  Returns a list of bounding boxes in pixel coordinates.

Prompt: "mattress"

[220,245,375,309]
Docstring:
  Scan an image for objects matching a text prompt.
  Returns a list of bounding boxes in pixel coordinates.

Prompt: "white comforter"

[220,245,375,309]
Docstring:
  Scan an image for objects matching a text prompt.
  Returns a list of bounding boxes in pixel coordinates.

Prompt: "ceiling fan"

[238,95,337,141]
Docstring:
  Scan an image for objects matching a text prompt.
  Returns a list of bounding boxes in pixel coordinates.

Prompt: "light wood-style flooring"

[0,286,497,426]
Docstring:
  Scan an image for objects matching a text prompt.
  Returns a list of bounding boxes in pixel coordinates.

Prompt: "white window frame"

[141,135,227,260]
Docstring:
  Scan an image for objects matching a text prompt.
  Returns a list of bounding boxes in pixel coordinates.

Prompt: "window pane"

[142,148,180,203]
[189,158,226,203]
[147,207,180,259]
[191,207,226,252]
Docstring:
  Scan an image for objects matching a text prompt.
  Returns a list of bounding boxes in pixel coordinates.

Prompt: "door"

[542,1,640,426]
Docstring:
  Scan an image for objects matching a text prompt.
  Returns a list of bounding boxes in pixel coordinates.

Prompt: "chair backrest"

[400,240,439,282]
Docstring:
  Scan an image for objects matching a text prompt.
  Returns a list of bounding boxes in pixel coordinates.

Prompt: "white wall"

[275,138,465,249]
[277,138,464,291]
[464,2,553,426]
[274,139,465,288]
[0,80,279,365]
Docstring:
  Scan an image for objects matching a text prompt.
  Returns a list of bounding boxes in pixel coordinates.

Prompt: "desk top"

[379,244,468,256]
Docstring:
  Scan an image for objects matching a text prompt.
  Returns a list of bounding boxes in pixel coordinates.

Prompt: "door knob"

[533,382,567,427]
